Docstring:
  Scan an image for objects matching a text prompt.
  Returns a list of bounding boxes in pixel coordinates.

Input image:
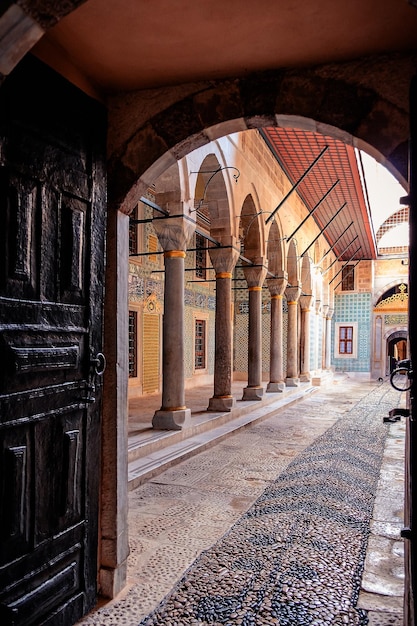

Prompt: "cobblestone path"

[138,383,401,626]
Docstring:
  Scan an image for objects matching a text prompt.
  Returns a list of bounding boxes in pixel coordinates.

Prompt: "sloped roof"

[261,128,377,260]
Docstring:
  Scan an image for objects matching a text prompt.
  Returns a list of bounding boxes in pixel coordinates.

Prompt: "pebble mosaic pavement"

[78,379,403,626]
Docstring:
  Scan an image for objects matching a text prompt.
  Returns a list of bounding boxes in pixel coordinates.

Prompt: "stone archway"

[107,54,413,213]
[387,329,408,374]
[2,9,416,611]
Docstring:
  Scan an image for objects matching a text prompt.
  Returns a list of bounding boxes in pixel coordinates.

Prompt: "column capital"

[268,272,288,297]
[327,308,334,320]
[152,211,195,251]
[208,238,240,274]
[243,257,268,288]
[322,304,329,317]
[299,294,314,310]
[285,285,301,303]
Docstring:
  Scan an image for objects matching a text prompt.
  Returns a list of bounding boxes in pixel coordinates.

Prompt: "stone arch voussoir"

[110,56,414,214]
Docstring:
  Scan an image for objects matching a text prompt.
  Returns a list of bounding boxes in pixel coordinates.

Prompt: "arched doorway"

[387,331,408,372]
[0,6,415,621]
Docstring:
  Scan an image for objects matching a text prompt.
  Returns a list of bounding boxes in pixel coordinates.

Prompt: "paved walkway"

[78,376,406,626]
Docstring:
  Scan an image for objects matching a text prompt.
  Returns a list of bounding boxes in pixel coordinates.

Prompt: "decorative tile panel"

[332,293,372,372]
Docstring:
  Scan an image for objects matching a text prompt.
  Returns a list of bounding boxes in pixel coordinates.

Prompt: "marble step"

[128,384,318,490]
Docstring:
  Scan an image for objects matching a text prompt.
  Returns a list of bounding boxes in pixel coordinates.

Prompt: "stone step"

[128,383,318,490]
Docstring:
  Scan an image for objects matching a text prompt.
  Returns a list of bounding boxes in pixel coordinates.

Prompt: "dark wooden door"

[0,56,107,625]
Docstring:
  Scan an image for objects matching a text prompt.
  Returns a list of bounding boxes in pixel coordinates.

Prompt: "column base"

[152,408,191,430]
[285,377,300,387]
[207,396,236,412]
[266,381,285,393]
[242,386,264,401]
[299,372,311,382]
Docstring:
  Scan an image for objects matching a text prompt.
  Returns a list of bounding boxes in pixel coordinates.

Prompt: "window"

[195,319,206,369]
[341,265,355,291]
[148,234,158,263]
[129,205,138,255]
[128,311,138,377]
[339,326,353,355]
[195,233,207,279]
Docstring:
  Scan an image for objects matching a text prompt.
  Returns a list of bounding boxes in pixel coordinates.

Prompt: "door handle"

[91,352,106,376]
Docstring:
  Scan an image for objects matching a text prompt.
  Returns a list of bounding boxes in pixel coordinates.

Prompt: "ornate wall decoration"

[375,283,408,310]
[143,293,161,314]
[384,314,408,325]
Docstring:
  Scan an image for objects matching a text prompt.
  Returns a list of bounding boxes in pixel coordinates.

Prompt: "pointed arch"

[267,220,285,278]
[287,239,299,287]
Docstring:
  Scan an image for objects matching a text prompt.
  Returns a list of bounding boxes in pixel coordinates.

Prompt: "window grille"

[195,319,206,369]
[129,206,138,255]
[195,233,206,279]
[341,265,355,291]
[148,234,158,263]
[128,310,138,377]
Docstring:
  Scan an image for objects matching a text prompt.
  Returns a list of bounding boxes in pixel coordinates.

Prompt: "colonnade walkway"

[79,375,406,625]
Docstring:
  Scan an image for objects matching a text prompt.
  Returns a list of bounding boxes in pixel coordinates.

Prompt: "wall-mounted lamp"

[190,165,240,212]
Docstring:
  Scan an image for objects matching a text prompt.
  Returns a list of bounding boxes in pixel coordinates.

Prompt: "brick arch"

[109,55,414,213]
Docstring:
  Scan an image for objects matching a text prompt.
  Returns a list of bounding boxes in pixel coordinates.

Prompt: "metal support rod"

[329,247,361,284]
[139,195,221,246]
[300,202,347,257]
[139,195,170,215]
[266,145,329,224]
[321,235,359,275]
[317,222,354,264]
[332,260,361,290]
[135,196,278,280]
[129,250,165,257]
[286,179,340,241]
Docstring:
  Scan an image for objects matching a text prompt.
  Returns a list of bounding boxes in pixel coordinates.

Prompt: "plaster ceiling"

[33,0,417,93]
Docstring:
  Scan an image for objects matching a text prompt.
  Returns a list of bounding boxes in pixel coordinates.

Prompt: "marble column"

[325,308,333,369]
[267,275,288,392]
[299,294,314,382]
[208,241,240,411]
[152,214,194,430]
[321,304,329,370]
[285,285,301,387]
[314,299,321,373]
[242,261,268,401]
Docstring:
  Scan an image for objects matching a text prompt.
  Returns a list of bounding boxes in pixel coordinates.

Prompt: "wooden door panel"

[0,55,106,625]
